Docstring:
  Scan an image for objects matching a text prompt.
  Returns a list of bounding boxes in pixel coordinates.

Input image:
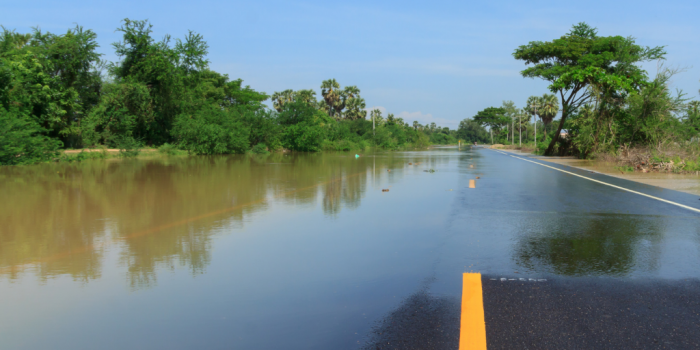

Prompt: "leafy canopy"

[513,22,666,154]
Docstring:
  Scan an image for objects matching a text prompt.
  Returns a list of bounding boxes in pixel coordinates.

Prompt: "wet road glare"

[1,147,699,349]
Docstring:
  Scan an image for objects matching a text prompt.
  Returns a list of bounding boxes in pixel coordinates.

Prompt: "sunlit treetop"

[514,22,665,99]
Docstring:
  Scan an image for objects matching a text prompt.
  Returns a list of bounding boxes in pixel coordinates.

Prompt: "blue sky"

[3,0,699,128]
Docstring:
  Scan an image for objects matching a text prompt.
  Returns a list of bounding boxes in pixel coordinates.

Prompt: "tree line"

[0,19,480,165]
[467,23,700,168]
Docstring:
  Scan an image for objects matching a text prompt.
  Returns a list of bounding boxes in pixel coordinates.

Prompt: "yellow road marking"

[490,150,700,214]
[459,273,487,350]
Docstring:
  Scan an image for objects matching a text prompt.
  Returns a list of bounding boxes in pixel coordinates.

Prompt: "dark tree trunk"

[545,114,567,155]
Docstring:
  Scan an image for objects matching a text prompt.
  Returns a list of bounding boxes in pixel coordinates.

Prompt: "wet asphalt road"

[363,148,700,350]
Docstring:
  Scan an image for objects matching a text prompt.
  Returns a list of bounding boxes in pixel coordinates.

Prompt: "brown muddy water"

[2,148,700,350]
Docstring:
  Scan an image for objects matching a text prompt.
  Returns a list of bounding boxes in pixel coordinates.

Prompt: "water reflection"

[0,152,433,288]
[514,214,664,276]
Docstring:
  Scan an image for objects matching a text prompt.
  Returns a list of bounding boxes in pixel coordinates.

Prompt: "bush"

[283,123,325,152]
[251,143,269,154]
[60,149,108,163]
[81,82,153,147]
[172,106,250,155]
[116,136,141,158]
[158,143,180,156]
[0,108,62,165]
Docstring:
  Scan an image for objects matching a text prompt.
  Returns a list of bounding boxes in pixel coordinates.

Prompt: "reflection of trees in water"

[514,214,663,276]
[0,151,429,288]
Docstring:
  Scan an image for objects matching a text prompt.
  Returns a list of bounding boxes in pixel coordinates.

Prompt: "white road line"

[490,150,700,214]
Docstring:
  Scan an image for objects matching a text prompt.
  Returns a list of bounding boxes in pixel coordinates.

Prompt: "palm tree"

[296,89,317,107]
[271,89,295,112]
[321,79,341,117]
[343,85,360,99]
[343,97,367,120]
[413,121,419,130]
[540,93,559,141]
[370,109,384,126]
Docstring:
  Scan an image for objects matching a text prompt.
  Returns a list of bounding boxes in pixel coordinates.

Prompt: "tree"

[514,22,665,155]
[473,107,509,138]
[539,93,559,141]
[457,118,489,144]
[343,97,366,120]
[320,79,340,118]
[370,109,384,127]
[271,89,295,112]
[685,100,700,134]
[502,100,517,142]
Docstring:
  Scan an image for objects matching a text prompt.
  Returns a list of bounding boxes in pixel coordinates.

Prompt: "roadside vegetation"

[0,19,477,166]
[466,23,700,174]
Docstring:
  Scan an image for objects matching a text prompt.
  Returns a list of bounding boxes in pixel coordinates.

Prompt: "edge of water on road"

[495,148,700,197]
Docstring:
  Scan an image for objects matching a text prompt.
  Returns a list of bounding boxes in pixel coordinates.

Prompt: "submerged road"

[366,149,700,349]
[366,148,700,350]
[1,147,699,350]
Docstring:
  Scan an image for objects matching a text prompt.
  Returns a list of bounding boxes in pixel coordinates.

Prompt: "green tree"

[473,107,509,139]
[457,118,489,144]
[539,93,559,141]
[685,100,700,134]
[514,22,665,155]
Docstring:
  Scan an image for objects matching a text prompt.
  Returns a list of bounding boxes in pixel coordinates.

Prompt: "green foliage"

[1,20,459,166]
[59,149,108,163]
[283,123,325,152]
[157,143,180,156]
[0,107,62,165]
[82,81,153,147]
[457,118,490,144]
[116,136,141,157]
[514,22,666,155]
[251,143,269,154]
[172,106,250,155]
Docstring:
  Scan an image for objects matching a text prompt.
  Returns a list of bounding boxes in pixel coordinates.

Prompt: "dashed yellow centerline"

[459,273,487,350]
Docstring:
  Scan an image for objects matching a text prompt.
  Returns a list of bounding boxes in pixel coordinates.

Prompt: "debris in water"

[382,189,389,192]
[476,176,480,179]
[408,162,412,165]
[423,169,436,173]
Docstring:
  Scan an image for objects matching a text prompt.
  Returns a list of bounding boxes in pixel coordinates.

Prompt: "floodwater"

[1,148,699,349]
[514,151,700,196]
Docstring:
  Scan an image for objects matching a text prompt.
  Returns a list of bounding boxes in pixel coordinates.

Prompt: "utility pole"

[490,128,493,145]
[519,111,522,147]
[530,103,539,151]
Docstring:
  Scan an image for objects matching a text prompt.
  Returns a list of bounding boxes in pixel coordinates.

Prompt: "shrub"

[172,106,250,155]
[116,136,141,158]
[251,143,269,154]
[158,143,179,156]
[282,123,325,152]
[0,108,62,165]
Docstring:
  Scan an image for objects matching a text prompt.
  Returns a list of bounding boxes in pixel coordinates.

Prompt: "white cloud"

[365,106,387,115]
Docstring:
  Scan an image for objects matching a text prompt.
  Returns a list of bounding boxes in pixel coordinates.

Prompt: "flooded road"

[1,148,700,349]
